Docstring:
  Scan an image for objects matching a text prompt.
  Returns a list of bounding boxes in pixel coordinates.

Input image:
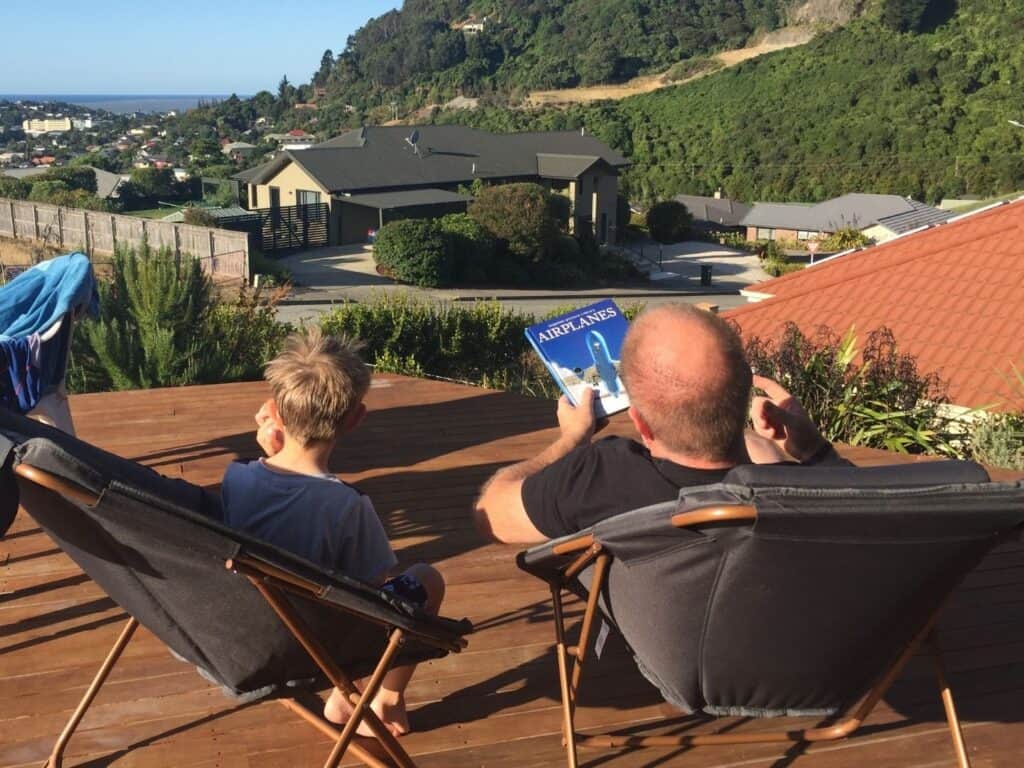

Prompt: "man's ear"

[340,402,367,435]
[628,405,654,446]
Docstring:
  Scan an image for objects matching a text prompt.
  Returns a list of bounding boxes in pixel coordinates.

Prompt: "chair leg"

[929,634,972,768]
[323,629,411,768]
[43,616,138,768]
[278,698,390,768]
[551,585,578,768]
[248,578,417,768]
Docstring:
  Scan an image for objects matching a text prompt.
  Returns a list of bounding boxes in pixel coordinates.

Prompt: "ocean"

[0,94,239,114]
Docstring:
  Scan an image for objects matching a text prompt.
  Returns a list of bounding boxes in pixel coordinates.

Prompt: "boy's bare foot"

[324,687,410,738]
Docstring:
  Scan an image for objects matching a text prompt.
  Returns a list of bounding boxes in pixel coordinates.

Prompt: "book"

[525,299,630,418]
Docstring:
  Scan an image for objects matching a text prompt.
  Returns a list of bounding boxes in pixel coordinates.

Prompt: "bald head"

[621,304,752,461]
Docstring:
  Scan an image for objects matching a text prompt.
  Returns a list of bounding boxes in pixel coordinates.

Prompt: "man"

[474,304,842,544]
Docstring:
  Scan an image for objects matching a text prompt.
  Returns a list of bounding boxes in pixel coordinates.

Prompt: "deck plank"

[2,376,1023,767]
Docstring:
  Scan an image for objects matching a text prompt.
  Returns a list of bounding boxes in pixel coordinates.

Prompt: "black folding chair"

[1,408,472,768]
[518,462,1024,768]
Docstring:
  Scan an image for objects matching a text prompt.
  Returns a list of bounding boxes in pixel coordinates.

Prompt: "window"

[297,189,321,207]
[249,185,258,209]
[797,230,816,241]
[756,227,775,241]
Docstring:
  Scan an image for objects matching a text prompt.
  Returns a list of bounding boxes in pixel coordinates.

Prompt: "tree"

[881,0,932,32]
[43,166,97,194]
[278,75,296,106]
[314,49,335,87]
[645,200,693,243]
[468,183,561,256]
[126,167,178,202]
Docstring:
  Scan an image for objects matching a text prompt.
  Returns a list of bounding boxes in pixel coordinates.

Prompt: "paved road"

[271,242,766,325]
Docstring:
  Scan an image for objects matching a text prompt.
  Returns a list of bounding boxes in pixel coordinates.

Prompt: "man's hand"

[557,387,604,447]
[749,376,830,462]
[255,399,284,457]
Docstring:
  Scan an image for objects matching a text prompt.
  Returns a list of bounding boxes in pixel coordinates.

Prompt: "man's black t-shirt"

[520,436,845,540]
[521,436,733,539]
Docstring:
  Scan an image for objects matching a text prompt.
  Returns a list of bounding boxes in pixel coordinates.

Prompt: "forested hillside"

[315,0,797,110]
[436,0,1024,204]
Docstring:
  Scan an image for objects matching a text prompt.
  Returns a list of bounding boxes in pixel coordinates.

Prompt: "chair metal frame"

[15,462,469,768]
[533,504,972,768]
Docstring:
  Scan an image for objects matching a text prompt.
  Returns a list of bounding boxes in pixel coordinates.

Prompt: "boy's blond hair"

[264,327,371,445]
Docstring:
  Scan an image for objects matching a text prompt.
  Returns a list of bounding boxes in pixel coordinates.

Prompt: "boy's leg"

[324,564,445,736]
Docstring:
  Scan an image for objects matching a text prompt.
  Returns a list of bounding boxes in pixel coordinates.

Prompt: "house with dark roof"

[740,193,954,244]
[234,125,630,246]
[725,199,1024,410]
[674,191,751,233]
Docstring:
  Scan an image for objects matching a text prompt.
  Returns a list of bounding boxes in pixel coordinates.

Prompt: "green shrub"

[645,200,693,244]
[438,213,495,283]
[373,219,454,287]
[970,412,1024,470]
[615,196,632,241]
[744,323,962,456]
[28,180,71,202]
[320,293,538,385]
[68,242,289,392]
[0,177,30,199]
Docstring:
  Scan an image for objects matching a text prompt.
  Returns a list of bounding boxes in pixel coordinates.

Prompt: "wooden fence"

[0,198,250,280]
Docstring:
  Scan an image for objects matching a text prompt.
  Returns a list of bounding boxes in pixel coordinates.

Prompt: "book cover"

[525,299,630,417]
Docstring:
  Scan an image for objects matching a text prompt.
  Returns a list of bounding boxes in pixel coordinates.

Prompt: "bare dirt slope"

[526,26,814,107]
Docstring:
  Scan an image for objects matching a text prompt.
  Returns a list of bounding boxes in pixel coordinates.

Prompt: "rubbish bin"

[700,264,713,287]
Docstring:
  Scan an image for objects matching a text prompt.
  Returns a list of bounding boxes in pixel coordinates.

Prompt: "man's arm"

[474,389,597,545]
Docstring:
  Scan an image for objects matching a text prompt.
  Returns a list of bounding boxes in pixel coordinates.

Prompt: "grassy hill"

[435,0,1024,204]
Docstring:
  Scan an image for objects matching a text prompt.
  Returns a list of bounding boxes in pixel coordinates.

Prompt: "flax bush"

[743,323,964,457]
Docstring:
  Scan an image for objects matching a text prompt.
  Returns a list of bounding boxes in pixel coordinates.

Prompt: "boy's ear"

[266,398,283,427]
[339,402,367,435]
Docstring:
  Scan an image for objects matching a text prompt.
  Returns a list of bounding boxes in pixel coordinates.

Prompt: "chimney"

[714,187,723,200]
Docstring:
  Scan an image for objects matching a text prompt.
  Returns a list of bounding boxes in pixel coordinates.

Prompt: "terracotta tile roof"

[725,199,1024,410]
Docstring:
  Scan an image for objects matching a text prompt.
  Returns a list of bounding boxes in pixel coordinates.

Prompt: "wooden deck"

[2,375,1023,768]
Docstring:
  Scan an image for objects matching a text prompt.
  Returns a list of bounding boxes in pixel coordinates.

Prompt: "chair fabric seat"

[1,408,469,696]
[521,460,1024,717]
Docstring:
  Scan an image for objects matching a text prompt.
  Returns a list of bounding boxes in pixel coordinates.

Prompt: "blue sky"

[0,0,400,95]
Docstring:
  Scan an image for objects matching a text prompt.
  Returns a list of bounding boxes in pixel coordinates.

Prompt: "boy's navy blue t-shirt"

[221,459,397,584]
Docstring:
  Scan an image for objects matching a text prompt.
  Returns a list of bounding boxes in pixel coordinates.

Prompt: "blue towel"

[0,253,99,413]
[0,252,99,340]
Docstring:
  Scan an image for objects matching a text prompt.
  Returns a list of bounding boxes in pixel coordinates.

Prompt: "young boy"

[221,327,444,737]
